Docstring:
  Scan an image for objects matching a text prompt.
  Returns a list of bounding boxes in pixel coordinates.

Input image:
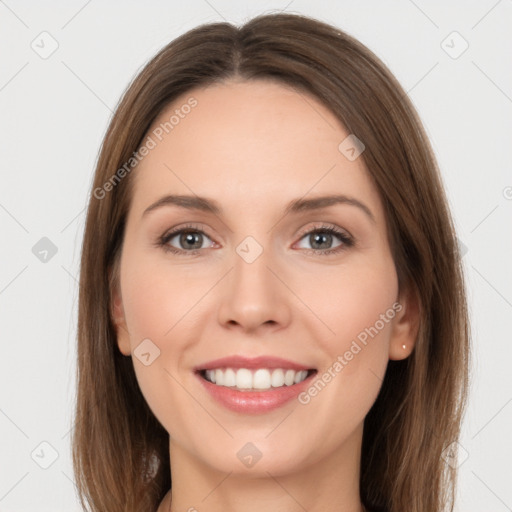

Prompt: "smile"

[200,367,315,391]
[194,355,317,413]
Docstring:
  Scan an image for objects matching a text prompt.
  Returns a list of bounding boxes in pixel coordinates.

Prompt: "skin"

[112,79,419,512]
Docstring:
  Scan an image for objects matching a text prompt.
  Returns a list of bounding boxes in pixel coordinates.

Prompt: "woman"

[72,12,470,512]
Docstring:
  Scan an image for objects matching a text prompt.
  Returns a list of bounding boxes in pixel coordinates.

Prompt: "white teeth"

[253,369,271,390]
[203,368,310,390]
[294,371,305,384]
[271,368,285,387]
[284,369,295,386]
[236,368,252,389]
[223,368,236,387]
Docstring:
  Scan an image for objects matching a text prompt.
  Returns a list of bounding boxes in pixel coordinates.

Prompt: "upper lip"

[194,355,315,372]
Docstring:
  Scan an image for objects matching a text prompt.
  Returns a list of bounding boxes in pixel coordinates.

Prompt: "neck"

[161,423,364,512]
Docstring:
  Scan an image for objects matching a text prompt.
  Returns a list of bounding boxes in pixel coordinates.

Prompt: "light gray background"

[1,1,511,510]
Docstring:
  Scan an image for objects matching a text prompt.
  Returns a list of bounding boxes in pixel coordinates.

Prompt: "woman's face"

[113,79,416,477]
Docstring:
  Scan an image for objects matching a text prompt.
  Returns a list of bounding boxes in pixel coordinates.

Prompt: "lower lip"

[195,371,316,414]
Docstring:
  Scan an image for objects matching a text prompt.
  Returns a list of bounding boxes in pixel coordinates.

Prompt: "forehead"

[130,79,382,219]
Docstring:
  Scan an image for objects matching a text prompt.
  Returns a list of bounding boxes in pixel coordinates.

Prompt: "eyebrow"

[142,194,376,223]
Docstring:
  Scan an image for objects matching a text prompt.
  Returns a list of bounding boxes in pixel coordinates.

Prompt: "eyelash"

[156,223,355,256]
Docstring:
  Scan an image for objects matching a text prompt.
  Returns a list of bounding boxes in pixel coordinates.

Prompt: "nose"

[217,244,292,334]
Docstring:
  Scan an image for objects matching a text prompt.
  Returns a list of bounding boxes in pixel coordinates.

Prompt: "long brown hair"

[73,12,470,512]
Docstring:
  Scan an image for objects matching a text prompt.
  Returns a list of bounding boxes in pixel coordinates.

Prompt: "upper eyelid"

[162,224,213,240]
[296,223,351,239]
[163,222,348,237]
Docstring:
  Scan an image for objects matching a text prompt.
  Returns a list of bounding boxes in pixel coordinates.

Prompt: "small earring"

[402,344,406,349]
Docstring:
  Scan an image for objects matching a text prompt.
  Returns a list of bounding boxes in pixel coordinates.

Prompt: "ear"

[110,276,132,356]
[388,280,421,361]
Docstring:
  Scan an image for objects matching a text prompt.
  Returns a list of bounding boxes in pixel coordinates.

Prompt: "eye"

[158,224,215,255]
[156,223,354,256]
[295,225,354,255]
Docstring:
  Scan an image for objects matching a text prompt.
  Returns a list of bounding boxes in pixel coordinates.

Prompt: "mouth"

[197,367,318,392]
[193,355,318,413]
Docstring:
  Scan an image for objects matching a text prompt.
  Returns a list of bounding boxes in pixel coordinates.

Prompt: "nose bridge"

[216,235,290,331]
[234,237,272,294]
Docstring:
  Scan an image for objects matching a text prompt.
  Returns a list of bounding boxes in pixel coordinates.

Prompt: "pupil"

[311,232,331,249]
[181,232,202,249]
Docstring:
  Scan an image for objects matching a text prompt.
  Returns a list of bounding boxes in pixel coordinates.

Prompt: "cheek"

[295,257,397,420]
[302,257,398,355]
[295,269,397,434]
[120,269,192,435]
[297,259,398,431]
[120,252,198,343]
[118,248,207,426]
